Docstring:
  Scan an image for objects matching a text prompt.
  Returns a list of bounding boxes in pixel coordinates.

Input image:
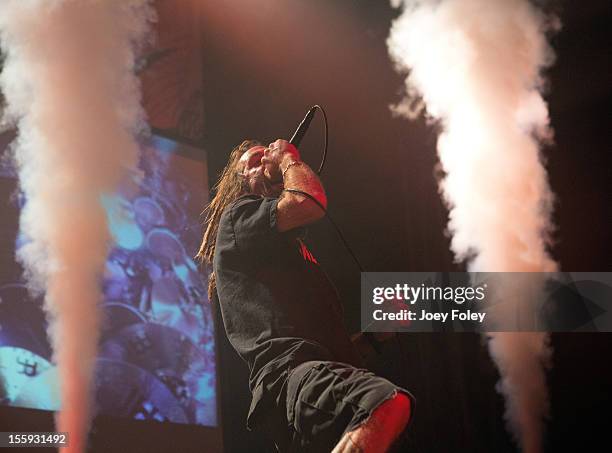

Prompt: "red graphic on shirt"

[296,239,318,265]
[384,297,412,327]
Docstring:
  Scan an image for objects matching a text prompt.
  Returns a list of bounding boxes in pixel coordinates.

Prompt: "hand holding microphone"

[262,139,301,182]
[261,105,317,181]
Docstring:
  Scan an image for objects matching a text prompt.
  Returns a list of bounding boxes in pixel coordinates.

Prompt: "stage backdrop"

[139,0,205,143]
[0,130,217,427]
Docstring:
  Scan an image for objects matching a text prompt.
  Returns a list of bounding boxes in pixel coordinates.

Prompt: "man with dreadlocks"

[198,139,413,452]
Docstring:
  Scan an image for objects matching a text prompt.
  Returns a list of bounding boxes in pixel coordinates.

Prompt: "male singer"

[198,138,414,452]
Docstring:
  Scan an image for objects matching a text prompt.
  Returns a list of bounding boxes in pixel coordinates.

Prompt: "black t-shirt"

[213,194,362,429]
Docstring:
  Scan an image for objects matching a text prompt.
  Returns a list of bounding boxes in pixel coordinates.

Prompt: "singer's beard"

[263,178,284,197]
[251,173,283,198]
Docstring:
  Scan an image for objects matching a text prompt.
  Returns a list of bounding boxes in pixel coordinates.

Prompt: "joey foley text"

[371,283,488,323]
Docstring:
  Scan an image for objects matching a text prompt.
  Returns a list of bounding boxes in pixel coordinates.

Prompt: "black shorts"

[257,360,415,453]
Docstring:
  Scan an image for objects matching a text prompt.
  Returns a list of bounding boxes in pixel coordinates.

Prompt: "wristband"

[281,160,304,178]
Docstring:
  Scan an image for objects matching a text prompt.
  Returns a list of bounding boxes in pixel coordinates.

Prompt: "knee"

[378,392,412,429]
[391,393,412,427]
[338,393,411,452]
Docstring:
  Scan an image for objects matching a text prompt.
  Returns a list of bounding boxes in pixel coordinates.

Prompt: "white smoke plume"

[387,0,558,451]
[0,1,154,451]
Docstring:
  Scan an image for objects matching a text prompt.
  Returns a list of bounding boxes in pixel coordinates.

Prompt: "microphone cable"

[289,104,329,176]
[286,185,386,355]
[286,106,389,355]
[286,104,360,270]
[312,104,329,176]
[283,188,364,274]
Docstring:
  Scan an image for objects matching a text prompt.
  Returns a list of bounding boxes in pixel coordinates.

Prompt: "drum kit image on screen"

[0,135,217,426]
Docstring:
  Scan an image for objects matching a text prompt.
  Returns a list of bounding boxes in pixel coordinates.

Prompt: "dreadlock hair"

[197,139,261,301]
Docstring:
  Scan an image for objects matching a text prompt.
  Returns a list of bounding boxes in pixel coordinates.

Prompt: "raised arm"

[262,139,327,232]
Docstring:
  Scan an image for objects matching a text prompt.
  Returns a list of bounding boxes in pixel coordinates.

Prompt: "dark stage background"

[200,1,611,452]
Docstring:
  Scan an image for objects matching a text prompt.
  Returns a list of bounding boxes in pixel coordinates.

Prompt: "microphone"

[289,106,317,147]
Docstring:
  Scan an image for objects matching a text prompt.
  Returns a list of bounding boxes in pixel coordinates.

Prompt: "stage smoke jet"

[0,1,154,451]
[387,0,559,451]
